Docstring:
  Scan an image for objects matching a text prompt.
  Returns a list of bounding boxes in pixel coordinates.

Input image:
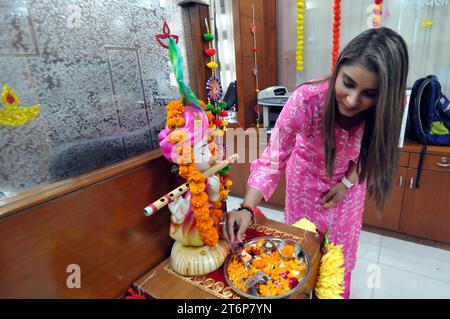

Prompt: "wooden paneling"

[239,0,264,20]
[240,15,266,58]
[402,140,450,157]
[399,151,410,167]
[233,0,277,128]
[0,150,179,298]
[180,2,211,102]
[400,168,450,243]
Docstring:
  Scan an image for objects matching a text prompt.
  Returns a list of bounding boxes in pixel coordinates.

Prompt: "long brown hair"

[324,27,409,210]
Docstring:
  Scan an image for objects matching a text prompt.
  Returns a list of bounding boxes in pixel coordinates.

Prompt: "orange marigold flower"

[175,117,185,127]
[189,182,206,195]
[191,193,208,207]
[189,171,206,184]
[178,164,189,178]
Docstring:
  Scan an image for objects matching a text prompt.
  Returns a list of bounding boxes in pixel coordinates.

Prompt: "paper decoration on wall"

[0,84,41,126]
[155,20,179,49]
[296,0,305,72]
[373,0,383,28]
[421,17,433,27]
[332,0,341,72]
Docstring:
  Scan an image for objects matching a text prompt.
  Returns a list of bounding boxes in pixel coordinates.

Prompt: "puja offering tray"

[224,236,311,299]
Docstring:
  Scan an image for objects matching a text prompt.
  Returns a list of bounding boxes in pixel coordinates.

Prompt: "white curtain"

[277,0,450,95]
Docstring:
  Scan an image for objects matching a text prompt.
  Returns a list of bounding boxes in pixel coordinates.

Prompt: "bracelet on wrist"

[237,205,256,224]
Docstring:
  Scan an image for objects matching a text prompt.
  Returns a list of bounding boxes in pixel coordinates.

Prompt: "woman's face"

[335,63,379,118]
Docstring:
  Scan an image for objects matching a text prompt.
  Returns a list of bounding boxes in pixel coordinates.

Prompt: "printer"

[258,86,291,131]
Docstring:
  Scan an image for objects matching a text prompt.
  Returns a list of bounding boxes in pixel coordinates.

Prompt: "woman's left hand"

[321,182,348,208]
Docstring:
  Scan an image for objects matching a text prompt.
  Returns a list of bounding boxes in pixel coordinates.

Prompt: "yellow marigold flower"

[315,243,345,299]
[292,218,318,234]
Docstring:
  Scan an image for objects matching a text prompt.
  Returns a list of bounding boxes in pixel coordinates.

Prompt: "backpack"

[407,75,450,188]
[408,75,450,146]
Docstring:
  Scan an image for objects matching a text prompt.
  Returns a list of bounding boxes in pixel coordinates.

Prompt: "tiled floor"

[227,195,450,299]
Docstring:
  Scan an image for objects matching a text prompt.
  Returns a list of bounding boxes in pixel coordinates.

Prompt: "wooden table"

[134,216,322,299]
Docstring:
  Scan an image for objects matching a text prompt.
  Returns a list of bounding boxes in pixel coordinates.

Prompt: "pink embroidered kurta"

[248,80,366,276]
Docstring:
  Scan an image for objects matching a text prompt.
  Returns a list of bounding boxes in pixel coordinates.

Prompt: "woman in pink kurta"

[222,27,409,298]
[247,79,366,296]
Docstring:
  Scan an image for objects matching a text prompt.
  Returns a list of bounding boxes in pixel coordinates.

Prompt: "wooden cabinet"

[400,167,450,243]
[363,142,450,244]
[363,167,407,231]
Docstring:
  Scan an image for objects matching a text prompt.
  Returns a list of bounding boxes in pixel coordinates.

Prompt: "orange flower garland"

[167,99,228,247]
[166,100,185,130]
[332,0,341,72]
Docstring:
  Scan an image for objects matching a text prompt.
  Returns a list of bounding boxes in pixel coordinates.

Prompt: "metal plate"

[223,236,311,299]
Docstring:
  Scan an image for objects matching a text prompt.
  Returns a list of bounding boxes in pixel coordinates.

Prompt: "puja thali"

[224,236,311,299]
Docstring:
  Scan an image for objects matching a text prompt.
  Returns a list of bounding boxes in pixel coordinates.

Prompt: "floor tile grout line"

[370,236,383,299]
[376,262,450,285]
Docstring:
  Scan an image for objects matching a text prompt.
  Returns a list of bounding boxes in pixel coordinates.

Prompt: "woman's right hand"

[221,209,253,246]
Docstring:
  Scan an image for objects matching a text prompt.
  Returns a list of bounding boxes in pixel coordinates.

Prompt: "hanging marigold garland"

[331,0,341,72]
[296,0,305,72]
[373,0,383,28]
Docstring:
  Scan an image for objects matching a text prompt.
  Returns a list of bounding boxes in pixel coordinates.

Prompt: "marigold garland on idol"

[144,33,238,276]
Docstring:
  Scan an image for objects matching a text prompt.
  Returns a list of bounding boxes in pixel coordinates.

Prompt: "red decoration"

[332,0,341,72]
[204,48,216,56]
[219,110,228,117]
[6,93,15,104]
[224,173,231,179]
[250,22,256,35]
[155,20,179,49]
[375,0,383,4]
[214,118,222,126]
[124,288,146,299]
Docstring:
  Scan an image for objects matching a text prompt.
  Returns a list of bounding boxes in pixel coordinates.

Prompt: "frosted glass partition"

[0,0,188,200]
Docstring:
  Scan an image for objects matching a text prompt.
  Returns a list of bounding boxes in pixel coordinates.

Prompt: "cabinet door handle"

[399,176,403,187]
[436,162,450,168]
[409,178,414,189]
